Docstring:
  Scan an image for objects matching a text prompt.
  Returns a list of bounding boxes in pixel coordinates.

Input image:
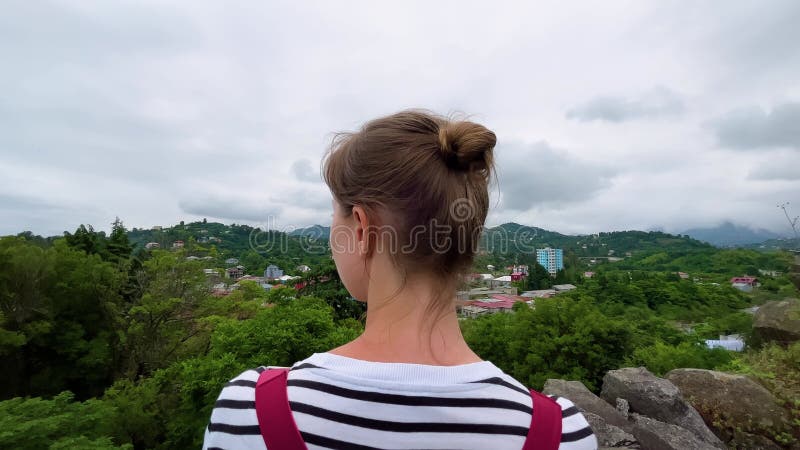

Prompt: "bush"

[0,392,131,450]
[626,341,733,376]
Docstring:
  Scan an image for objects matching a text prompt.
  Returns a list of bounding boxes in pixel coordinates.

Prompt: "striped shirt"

[203,352,597,450]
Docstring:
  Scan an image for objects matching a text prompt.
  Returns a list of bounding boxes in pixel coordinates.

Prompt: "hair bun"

[437,121,496,173]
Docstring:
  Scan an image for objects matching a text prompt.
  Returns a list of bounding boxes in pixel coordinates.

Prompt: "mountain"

[289,225,331,239]
[284,221,708,256]
[682,222,781,247]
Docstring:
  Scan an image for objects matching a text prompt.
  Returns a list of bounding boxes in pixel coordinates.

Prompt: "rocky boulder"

[753,299,800,344]
[629,413,722,450]
[543,379,638,448]
[666,368,791,442]
[582,412,639,449]
[543,379,631,430]
[600,367,724,448]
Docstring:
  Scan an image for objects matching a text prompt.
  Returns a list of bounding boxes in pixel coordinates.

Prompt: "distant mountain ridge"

[681,222,781,247]
[289,225,331,239]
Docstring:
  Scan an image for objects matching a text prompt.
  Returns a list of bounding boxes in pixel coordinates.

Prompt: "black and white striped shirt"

[203,352,597,450]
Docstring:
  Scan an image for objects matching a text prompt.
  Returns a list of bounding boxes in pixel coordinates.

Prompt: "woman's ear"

[352,206,370,255]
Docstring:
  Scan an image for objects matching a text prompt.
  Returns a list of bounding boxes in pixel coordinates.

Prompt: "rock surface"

[630,413,721,450]
[666,368,790,441]
[543,379,631,430]
[543,379,639,448]
[582,412,639,449]
[753,299,800,344]
[600,367,724,448]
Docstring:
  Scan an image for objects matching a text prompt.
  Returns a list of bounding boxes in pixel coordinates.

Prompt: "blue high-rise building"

[536,248,564,276]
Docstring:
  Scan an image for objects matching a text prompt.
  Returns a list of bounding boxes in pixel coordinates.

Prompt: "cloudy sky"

[2,0,799,237]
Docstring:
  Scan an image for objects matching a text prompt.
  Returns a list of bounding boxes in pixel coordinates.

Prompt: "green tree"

[526,262,551,290]
[106,218,132,263]
[0,392,132,449]
[463,296,634,390]
[120,251,211,379]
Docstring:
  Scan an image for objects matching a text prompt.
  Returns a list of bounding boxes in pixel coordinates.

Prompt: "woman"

[203,110,597,449]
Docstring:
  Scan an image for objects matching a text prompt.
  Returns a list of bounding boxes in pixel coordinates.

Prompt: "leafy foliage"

[0,219,797,449]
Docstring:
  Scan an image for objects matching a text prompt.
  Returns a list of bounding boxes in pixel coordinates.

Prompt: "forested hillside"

[1,219,798,448]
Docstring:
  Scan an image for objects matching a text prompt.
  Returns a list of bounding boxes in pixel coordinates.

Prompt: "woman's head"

[323,110,496,307]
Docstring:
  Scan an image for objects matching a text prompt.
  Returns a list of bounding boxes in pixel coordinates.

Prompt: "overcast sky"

[2,0,799,237]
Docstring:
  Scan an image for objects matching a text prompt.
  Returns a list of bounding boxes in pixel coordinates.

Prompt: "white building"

[490,275,512,288]
[552,284,577,292]
[264,264,284,279]
[705,334,745,352]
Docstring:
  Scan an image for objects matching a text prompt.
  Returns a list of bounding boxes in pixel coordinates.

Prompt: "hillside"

[682,221,782,247]
[127,221,331,277]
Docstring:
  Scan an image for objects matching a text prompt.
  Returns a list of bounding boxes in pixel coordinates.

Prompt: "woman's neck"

[329,262,482,366]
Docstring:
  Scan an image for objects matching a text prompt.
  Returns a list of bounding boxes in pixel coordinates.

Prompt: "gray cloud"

[1,2,798,236]
[291,159,320,183]
[747,156,800,181]
[496,142,616,210]
[713,102,800,150]
[179,196,283,223]
[0,193,105,236]
[566,87,684,123]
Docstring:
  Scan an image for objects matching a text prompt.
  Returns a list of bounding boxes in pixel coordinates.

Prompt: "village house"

[521,289,556,299]
[460,305,489,318]
[552,284,577,292]
[490,275,512,288]
[705,334,745,352]
[457,293,531,318]
[225,265,245,280]
[466,299,515,314]
[171,240,184,249]
[145,242,160,250]
[278,274,300,283]
[264,264,284,280]
[758,269,782,277]
[730,276,759,292]
[234,275,273,291]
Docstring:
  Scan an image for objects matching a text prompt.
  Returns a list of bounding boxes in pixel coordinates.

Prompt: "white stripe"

[203,352,598,450]
[292,411,527,450]
[290,369,533,406]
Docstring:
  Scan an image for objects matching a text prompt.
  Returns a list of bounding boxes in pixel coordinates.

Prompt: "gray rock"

[600,367,724,448]
[583,412,639,449]
[753,298,800,344]
[543,379,631,431]
[630,413,720,450]
[615,398,629,418]
[666,369,789,445]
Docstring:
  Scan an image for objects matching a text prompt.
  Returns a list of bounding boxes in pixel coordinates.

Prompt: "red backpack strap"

[255,367,307,450]
[523,389,562,450]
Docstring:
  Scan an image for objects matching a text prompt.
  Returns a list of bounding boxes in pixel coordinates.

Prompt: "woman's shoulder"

[201,367,274,450]
[493,371,597,449]
[544,395,598,450]
[446,368,597,447]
